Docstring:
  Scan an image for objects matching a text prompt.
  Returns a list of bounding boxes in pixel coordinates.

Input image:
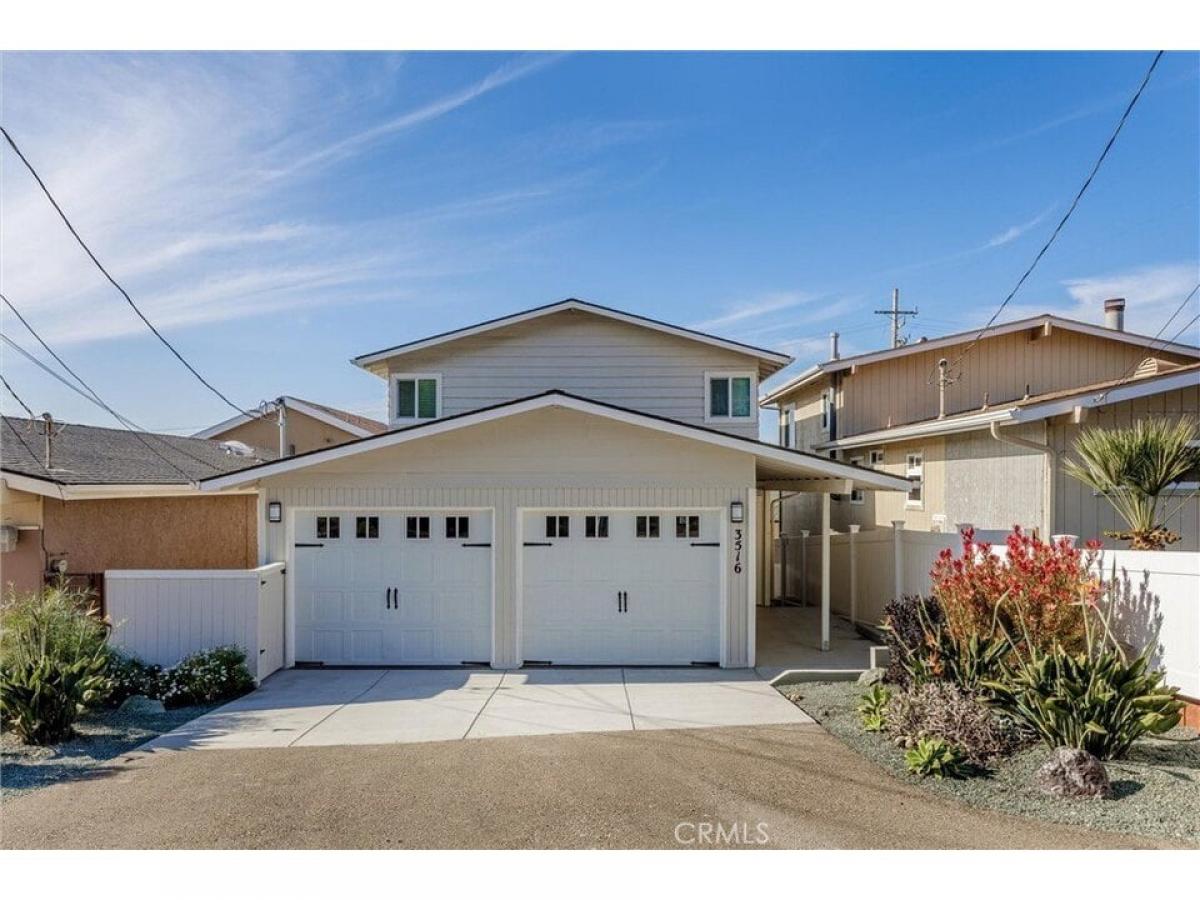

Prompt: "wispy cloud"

[270,53,567,180]
[689,291,818,331]
[983,206,1054,248]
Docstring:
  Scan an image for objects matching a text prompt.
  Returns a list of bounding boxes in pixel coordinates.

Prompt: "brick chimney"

[1104,297,1125,331]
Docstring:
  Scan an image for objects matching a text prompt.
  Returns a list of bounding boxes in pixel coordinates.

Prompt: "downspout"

[989,420,1056,538]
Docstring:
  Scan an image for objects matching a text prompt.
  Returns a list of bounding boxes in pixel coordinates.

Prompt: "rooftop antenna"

[875,287,919,348]
[32,412,66,469]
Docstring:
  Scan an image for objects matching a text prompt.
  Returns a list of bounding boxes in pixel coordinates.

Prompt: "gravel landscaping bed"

[1,704,216,801]
[781,681,1200,845]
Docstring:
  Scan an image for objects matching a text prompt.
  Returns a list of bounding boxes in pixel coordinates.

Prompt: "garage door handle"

[523,541,553,547]
[295,542,325,548]
[690,542,720,547]
[461,542,491,548]
[385,587,392,609]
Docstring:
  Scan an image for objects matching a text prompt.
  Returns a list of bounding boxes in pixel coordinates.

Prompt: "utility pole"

[874,287,919,349]
[276,397,289,458]
[32,412,65,469]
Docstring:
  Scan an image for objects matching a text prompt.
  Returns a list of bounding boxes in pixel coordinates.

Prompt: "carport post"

[820,492,831,652]
[848,524,860,624]
[891,519,905,603]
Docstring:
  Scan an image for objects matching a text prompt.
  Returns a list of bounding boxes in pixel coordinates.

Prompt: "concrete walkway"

[755,605,877,681]
[143,667,813,751]
[1,723,1162,849]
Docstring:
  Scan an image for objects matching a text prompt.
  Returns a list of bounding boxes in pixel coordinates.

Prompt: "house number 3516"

[733,528,743,574]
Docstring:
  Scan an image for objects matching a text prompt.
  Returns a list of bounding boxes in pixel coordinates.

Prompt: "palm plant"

[1062,416,1199,550]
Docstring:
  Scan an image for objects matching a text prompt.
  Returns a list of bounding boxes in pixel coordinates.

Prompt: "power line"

[1092,282,1200,402]
[0,331,221,480]
[938,50,1165,382]
[0,372,36,419]
[1,125,260,420]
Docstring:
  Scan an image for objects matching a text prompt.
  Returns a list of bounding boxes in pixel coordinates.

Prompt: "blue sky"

[1,51,1197,438]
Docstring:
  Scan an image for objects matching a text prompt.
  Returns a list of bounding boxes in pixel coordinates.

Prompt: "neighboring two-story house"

[199,299,909,669]
[761,299,1200,550]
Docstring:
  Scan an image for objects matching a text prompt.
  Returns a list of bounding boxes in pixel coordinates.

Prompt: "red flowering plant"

[930,527,1098,658]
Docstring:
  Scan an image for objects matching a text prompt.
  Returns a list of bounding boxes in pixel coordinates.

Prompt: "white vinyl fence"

[777,527,1200,699]
[105,563,285,683]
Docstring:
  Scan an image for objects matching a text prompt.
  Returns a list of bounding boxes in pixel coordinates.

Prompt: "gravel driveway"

[0,722,1170,849]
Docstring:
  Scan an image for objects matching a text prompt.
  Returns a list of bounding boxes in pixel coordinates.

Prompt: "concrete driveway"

[144,667,812,751]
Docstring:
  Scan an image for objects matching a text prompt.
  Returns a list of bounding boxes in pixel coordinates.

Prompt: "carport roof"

[198,391,911,494]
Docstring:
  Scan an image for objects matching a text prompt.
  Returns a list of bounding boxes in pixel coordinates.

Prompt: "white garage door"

[521,509,722,665]
[294,510,492,665]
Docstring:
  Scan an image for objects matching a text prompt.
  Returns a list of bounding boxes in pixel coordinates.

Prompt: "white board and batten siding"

[377,312,767,439]
[260,406,760,669]
[106,563,285,682]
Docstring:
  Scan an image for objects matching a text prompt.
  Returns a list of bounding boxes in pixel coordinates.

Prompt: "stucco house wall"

[40,494,258,574]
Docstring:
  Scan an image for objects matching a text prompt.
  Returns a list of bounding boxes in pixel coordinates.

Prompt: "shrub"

[0,584,112,744]
[982,646,1182,761]
[983,585,1183,761]
[882,594,1007,691]
[886,680,1027,764]
[104,651,165,708]
[931,527,1093,656]
[857,684,891,732]
[904,737,968,779]
[1062,416,1199,550]
[159,645,254,708]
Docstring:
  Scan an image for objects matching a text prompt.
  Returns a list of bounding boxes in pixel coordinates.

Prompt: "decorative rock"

[1035,747,1112,799]
[857,667,886,686]
[118,695,166,714]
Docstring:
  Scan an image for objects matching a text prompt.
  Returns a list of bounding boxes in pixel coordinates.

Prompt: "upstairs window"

[779,404,794,448]
[392,373,440,422]
[849,457,865,505]
[406,516,430,539]
[1167,439,1200,493]
[869,449,885,467]
[820,389,832,432]
[906,452,924,509]
[635,515,660,538]
[706,371,755,422]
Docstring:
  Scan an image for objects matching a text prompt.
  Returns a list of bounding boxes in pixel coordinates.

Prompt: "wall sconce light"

[267,501,282,523]
[729,500,745,523]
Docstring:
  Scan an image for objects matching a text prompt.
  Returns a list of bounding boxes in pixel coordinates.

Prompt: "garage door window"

[635,515,660,538]
[675,515,699,539]
[316,515,340,540]
[545,515,569,538]
[406,516,431,539]
[356,516,379,539]
[445,516,470,539]
[584,515,609,538]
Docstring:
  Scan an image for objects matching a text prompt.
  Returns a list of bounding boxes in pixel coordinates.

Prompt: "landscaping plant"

[104,651,165,707]
[882,593,1008,691]
[1062,416,1199,550]
[158,645,255,708]
[885,680,1027,764]
[982,585,1183,760]
[903,736,968,779]
[857,683,891,732]
[0,584,112,744]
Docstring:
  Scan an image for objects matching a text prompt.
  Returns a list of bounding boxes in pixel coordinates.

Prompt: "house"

[195,396,386,457]
[760,298,1200,550]
[0,417,267,600]
[198,299,911,669]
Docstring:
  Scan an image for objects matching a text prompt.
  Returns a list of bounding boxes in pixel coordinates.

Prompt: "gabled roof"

[815,361,1200,451]
[1,415,268,495]
[761,313,1200,406]
[199,391,911,493]
[351,298,794,376]
[194,397,386,440]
